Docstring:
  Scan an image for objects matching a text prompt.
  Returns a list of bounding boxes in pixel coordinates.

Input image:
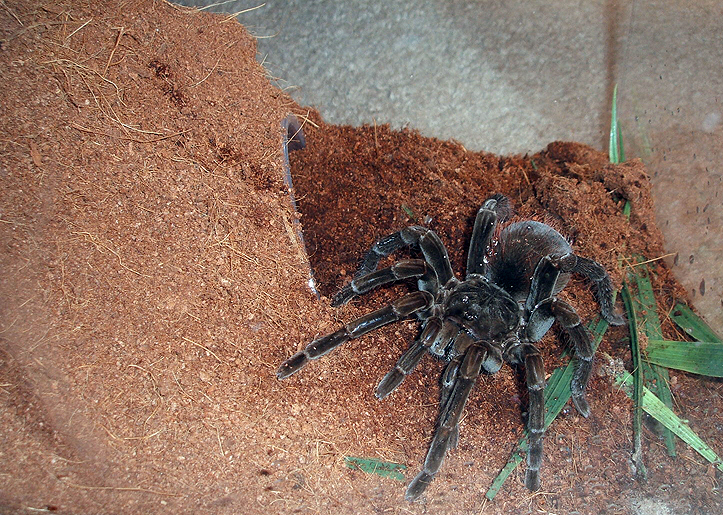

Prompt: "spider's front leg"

[406,335,501,502]
[332,259,434,306]
[466,193,511,277]
[353,226,454,289]
[375,317,444,399]
[405,342,484,501]
[376,315,465,399]
[277,291,434,379]
[437,333,503,450]
[520,343,545,490]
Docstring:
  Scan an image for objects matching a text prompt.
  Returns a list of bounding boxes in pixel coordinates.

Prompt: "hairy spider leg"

[276,291,434,379]
[353,226,454,289]
[439,358,461,449]
[376,313,471,400]
[572,256,625,325]
[520,343,545,490]
[438,332,504,451]
[520,253,600,489]
[525,255,566,340]
[525,253,616,417]
[332,259,435,306]
[375,317,443,399]
[405,337,494,502]
[519,254,569,490]
[547,298,595,417]
[427,318,460,356]
[466,194,510,277]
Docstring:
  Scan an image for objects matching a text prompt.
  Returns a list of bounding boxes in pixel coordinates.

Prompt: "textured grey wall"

[178,0,723,334]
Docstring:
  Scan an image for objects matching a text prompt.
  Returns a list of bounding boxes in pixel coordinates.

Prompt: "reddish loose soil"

[1,1,721,514]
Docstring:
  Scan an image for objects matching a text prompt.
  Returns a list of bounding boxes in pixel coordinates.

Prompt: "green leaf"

[609,84,625,164]
[616,372,723,472]
[400,204,416,222]
[646,340,723,377]
[622,200,632,220]
[627,260,676,455]
[343,456,407,481]
[621,281,647,477]
[670,302,722,344]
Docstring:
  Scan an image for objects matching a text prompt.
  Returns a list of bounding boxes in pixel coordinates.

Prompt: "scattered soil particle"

[0,1,721,514]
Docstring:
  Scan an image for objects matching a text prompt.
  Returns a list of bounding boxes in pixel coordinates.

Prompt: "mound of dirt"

[1,1,720,514]
[1,0,322,513]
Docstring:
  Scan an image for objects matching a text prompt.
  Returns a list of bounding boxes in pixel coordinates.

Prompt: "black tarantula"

[277,194,623,501]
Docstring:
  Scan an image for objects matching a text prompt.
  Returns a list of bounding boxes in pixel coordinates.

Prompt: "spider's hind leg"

[521,343,545,490]
[571,256,625,325]
[531,297,596,417]
[277,291,434,379]
[504,339,545,490]
[550,298,596,417]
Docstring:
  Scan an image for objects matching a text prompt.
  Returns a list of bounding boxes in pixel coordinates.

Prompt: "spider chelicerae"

[277,193,623,501]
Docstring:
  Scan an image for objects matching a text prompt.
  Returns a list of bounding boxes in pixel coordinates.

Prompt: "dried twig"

[103,26,125,77]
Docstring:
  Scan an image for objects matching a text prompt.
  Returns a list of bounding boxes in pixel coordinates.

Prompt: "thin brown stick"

[123,129,191,143]
[1,0,23,26]
[222,2,266,23]
[71,123,190,144]
[182,336,224,363]
[64,18,92,44]
[626,253,676,268]
[293,111,320,128]
[103,26,124,77]
[190,41,237,88]
[62,481,180,497]
[71,230,150,277]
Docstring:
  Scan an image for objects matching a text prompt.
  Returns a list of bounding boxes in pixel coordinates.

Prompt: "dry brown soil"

[1,1,721,514]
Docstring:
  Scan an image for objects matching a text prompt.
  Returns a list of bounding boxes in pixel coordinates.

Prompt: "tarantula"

[277,194,623,501]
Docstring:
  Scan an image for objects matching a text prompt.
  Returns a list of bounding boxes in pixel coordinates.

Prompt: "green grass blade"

[485,316,610,499]
[646,340,723,377]
[485,444,525,499]
[616,372,723,472]
[621,281,647,477]
[670,302,722,343]
[400,204,416,222]
[622,200,632,220]
[609,84,624,164]
[630,263,663,339]
[343,456,407,481]
[628,260,676,455]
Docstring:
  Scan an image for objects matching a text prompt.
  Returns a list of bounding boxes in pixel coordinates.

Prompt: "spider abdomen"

[487,221,572,301]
